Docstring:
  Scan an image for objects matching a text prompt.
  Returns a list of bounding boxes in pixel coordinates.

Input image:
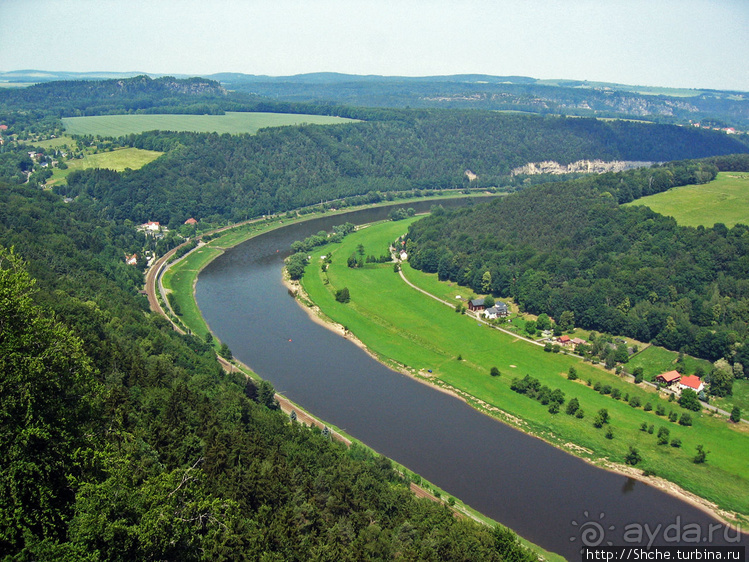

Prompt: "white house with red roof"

[678,375,704,394]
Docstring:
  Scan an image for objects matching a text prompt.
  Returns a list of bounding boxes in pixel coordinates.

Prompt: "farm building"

[678,375,704,393]
[468,298,485,311]
[655,370,682,385]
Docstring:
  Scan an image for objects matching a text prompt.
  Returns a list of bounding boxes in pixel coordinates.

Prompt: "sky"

[1,0,748,92]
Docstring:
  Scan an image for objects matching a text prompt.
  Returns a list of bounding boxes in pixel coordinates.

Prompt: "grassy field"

[301,219,749,517]
[23,135,75,149]
[62,111,357,136]
[47,147,163,185]
[627,345,713,380]
[714,380,749,417]
[625,172,749,227]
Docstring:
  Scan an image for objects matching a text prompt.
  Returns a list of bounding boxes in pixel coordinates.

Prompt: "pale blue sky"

[1,0,747,91]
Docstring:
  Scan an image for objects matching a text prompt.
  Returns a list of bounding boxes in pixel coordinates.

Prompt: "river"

[195,201,745,559]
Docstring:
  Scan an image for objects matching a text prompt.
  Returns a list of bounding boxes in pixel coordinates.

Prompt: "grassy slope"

[302,219,749,516]
[625,171,749,227]
[46,147,163,185]
[627,345,713,380]
[62,111,357,136]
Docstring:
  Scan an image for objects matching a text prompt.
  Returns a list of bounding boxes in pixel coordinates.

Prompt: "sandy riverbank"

[284,272,748,531]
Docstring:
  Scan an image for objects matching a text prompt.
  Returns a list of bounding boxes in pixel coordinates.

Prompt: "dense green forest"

[53,110,749,225]
[405,157,749,371]
[0,182,538,560]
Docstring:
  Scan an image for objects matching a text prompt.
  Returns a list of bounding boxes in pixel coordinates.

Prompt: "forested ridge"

[405,157,749,368]
[0,182,539,560]
[55,111,749,225]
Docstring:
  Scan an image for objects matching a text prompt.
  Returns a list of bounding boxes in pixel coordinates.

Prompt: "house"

[468,298,485,311]
[655,370,681,385]
[184,217,198,225]
[141,221,161,232]
[483,302,509,319]
[399,251,408,261]
[0,124,8,131]
[571,337,587,347]
[125,253,138,266]
[558,335,571,345]
[678,375,704,394]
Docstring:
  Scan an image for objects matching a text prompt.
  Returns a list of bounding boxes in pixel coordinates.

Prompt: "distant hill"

[2,70,747,127]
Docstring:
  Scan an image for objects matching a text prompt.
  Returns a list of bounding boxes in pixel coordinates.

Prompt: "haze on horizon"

[1,0,748,92]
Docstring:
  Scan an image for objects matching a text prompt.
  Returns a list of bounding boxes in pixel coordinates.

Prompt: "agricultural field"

[46,147,163,185]
[62,111,357,136]
[23,135,75,149]
[301,218,749,516]
[625,171,749,227]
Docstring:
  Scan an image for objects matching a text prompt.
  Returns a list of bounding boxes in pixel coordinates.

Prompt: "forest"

[49,109,749,225]
[405,156,749,373]
[0,181,539,560]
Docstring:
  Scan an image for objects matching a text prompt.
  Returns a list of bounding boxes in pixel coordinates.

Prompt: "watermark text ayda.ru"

[571,512,743,548]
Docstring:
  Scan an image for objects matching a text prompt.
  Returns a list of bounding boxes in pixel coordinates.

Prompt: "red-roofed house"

[0,124,8,131]
[655,370,681,385]
[184,217,198,225]
[678,375,704,393]
[558,335,571,346]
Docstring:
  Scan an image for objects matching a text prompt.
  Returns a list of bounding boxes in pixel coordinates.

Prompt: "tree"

[219,342,233,360]
[335,287,351,303]
[536,313,551,332]
[567,366,578,380]
[0,248,98,552]
[481,271,492,293]
[678,389,701,412]
[524,320,537,335]
[657,426,670,445]
[624,446,641,466]
[347,253,358,268]
[709,359,734,397]
[483,295,495,309]
[679,412,693,426]
[558,310,575,332]
[566,397,580,415]
[633,367,644,384]
[490,367,500,377]
[693,444,708,464]
[730,406,741,423]
[593,408,609,428]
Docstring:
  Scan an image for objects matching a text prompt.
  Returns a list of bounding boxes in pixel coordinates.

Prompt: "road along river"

[195,202,745,560]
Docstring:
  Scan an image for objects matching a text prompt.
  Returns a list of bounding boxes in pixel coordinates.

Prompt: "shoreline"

[284,274,748,532]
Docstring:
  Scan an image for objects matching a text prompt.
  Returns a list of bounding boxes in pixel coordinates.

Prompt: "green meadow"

[62,111,357,136]
[626,171,749,227]
[627,345,712,381]
[47,147,163,185]
[301,218,749,517]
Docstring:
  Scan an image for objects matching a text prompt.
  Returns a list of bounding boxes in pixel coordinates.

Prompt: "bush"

[566,398,580,415]
[575,409,585,419]
[490,367,501,377]
[629,395,641,408]
[670,438,682,448]
[657,426,670,445]
[643,402,652,412]
[605,426,614,439]
[335,287,351,303]
[640,422,648,432]
[625,446,641,466]
[730,406,741,423]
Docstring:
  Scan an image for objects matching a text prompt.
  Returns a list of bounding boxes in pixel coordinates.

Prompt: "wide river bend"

[196,201,745,559]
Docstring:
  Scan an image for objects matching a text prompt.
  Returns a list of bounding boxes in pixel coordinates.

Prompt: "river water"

[195,201,745,559]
